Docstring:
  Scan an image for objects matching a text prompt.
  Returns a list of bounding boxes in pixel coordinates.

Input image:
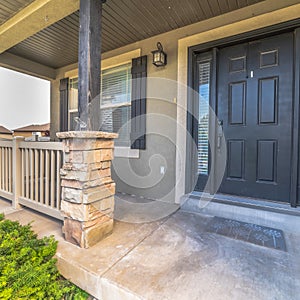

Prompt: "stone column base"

[57,131,118,248]
[63,216,113,248]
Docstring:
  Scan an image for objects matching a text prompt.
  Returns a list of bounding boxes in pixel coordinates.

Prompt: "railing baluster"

[25,149,29,198]
[21,149,25,197]
[56,151,61,209]
[2,147,4,191]
[1,147,3,191]
[6,148,8,191]
[0,147,2,190]
[0,148,1,190]
[30,149,34,200]
[2,147,7,191]
[3,147,6,191]
[50,150,55,208]
[34,149,39,202]
[39,149,44,204]
[45,150,49,206]
[5,147,8,192]
[8,148,12,193]
[4,148,6,191]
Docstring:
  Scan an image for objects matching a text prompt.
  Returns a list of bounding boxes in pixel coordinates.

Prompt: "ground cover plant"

[0,214,88,299]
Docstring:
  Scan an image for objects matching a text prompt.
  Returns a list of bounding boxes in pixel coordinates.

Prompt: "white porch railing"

[0,140,13,200]
[0,138,64,220]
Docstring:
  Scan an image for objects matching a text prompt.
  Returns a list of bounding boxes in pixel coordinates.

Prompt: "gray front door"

[217,32,294,202]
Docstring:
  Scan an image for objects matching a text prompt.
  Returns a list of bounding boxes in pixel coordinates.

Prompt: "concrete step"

[181,192,300,233]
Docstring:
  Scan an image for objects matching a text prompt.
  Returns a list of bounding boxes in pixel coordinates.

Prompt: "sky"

[0,67,50,130]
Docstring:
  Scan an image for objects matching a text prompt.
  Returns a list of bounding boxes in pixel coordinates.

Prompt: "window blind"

[101,63,131,107]
[68,63,132,146]
[198,61,210,175]
[100,63,132,146]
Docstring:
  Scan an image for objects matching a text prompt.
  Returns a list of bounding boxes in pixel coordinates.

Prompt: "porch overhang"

[2,0,299,79]
[0,0,79,54]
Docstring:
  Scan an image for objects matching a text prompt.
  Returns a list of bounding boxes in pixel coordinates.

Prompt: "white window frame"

[66,49,141,158]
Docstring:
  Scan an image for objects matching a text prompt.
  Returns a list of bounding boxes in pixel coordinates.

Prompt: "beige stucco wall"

[51,0,300,203]
[52,33,179,202]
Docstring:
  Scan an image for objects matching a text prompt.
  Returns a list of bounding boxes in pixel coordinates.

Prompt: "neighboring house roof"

[0,125,12,134]
[13,123,50,132]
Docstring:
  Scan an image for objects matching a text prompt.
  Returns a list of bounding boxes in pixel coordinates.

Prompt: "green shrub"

[0,214,88,300]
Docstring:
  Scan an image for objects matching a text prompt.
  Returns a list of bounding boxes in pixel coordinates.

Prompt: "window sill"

[114,147,140,158]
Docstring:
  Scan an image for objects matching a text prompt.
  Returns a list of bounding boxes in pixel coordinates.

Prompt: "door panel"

[229,81,246,125]
[227,139,245,180]
[257,140,277,183]
[258,77,278,124]
[216,32,294,202]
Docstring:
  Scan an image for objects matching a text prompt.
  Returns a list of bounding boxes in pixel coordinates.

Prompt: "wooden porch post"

[58,0,118,248]
[78,0,105,131]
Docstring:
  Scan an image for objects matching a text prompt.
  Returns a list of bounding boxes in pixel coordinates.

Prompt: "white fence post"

[12,137,24,209]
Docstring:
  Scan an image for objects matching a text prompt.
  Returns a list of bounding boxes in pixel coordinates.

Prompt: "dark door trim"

[187,20,300,207]
[291,28,300,207]
[188,19,300,55]
[185,49,198,193]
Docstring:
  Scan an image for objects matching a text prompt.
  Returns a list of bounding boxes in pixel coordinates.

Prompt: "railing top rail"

[0,140,13,148]
[19,141,63,151]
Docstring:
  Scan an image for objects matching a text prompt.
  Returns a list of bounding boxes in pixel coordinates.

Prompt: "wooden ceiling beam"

[0,0,79,54]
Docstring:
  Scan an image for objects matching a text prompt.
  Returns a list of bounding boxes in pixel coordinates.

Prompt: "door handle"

[217,120,223,149]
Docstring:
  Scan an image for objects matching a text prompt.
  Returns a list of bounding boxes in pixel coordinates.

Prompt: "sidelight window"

[198,60,211,175]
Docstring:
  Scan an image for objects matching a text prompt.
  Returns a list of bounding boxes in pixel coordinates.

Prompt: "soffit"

[0,0,35,26]
[6,0,265,69]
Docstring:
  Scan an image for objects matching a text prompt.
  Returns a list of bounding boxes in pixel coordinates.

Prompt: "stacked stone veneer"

[57,131,118,248]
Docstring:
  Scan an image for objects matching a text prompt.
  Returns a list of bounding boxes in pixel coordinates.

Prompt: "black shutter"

[130,55,147,149]
[59,78,69,132]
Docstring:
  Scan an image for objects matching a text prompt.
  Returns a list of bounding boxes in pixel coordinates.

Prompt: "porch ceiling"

[0,0,35,26]
[5,0,266,69]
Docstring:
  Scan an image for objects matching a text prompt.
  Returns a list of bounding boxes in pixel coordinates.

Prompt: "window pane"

[198,61,210,175]
[100,63,131,146]
[69,78,78,111]
[68,63,132,147]
[100,105,131,147]
[101,63,131,107]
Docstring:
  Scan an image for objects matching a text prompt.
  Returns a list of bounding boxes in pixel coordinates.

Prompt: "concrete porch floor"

[1,196,300,300]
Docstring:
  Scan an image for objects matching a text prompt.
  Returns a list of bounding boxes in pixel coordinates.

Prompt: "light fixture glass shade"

[152,42,167,67]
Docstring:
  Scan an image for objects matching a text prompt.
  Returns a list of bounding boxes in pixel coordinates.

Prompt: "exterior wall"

[53,44,178,203]
[51,0,300,203]
[13,131,48,138]
[13,132,33,138]
[0,133,12,140]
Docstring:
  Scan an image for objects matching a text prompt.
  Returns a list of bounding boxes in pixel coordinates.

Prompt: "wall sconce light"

[151,42,167,67]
